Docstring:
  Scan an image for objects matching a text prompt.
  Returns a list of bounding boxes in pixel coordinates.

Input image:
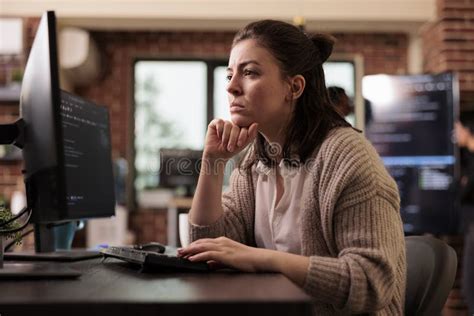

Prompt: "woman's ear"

[290,75,305,100]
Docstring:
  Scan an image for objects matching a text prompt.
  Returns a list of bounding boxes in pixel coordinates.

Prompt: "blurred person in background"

[327,86,353,117]
[455,120,474,314]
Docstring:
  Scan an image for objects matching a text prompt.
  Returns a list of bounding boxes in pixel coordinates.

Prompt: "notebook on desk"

[100,246,210,272]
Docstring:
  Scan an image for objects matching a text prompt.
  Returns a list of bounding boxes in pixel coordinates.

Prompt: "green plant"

[0,204,23,246]
[11,68,23,83]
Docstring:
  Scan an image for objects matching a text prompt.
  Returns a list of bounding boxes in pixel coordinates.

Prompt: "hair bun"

[309,33,336,63]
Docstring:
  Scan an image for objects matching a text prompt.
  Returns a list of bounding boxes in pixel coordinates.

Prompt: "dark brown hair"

[233,20,352,169]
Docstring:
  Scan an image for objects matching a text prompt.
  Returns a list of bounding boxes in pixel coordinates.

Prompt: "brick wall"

[333,32,408,75]
[76,30,236,159]
[422,0,474,111]
[75,29,408,168]
[0,104,22,202]
[0,18,40,202]
[129,209,168,244]
[71,29,408,243]
[0,21,408,243]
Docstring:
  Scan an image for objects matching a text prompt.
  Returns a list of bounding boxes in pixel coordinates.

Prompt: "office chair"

[405,235,458,316]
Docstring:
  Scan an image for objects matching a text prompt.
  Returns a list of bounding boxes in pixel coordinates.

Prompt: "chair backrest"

[405,235,458,316]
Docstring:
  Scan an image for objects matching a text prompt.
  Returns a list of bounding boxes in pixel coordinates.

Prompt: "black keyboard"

[100,246,210,272]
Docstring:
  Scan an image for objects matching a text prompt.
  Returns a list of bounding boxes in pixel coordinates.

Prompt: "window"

[133,59,358,195]
[213,66,231,121]
[134,60,226,192]
[324,61,355,98]
[323,61,357,126]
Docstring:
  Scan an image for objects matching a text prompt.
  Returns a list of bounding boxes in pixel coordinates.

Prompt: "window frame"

[129,57,227,210]
[128,55,363,210]
[327,54,364,130]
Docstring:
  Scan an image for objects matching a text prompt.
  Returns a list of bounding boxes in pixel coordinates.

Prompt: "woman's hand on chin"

[203,119,258,161]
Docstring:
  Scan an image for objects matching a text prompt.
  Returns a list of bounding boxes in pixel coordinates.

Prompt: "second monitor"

[159,148,202,197]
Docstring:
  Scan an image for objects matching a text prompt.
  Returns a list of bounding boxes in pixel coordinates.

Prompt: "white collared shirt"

[254,160,306,255]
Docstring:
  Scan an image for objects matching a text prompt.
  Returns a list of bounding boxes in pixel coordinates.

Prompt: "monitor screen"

[363,72,459,234]
[159,148,202,196]
[19,11,115,252]
[60,90,115,218]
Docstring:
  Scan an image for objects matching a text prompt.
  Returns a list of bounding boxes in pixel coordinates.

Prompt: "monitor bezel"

[20,11,68,223]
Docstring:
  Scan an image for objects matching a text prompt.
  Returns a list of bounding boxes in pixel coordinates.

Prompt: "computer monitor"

[0,11,115,262]
[159,148,202,197]
[363,72,459,234]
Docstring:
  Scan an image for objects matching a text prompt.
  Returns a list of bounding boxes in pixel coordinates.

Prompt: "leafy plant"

[11,68,23,83]
[0,205,23,246]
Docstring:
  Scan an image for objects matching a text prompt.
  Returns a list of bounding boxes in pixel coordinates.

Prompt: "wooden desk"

[0,258,312,316]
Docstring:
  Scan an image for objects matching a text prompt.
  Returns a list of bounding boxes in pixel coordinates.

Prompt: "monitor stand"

[0,122,89,278]
[4,249,101,262]
[4,223,101,262]
[0,238,82,279]
[0,119,25,148]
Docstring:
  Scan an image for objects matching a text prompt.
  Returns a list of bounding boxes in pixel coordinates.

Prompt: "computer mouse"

[135,242,166,253]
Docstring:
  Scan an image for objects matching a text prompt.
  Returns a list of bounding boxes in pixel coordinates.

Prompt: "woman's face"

[226,39,293,134]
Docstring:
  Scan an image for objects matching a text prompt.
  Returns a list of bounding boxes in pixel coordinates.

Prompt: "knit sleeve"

[189,167,256,245]
[303,129,405,313]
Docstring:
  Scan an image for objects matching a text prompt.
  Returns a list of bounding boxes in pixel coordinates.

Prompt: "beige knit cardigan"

[190,127,406,315]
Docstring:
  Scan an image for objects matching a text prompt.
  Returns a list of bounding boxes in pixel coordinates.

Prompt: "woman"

[178,20,406,314]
